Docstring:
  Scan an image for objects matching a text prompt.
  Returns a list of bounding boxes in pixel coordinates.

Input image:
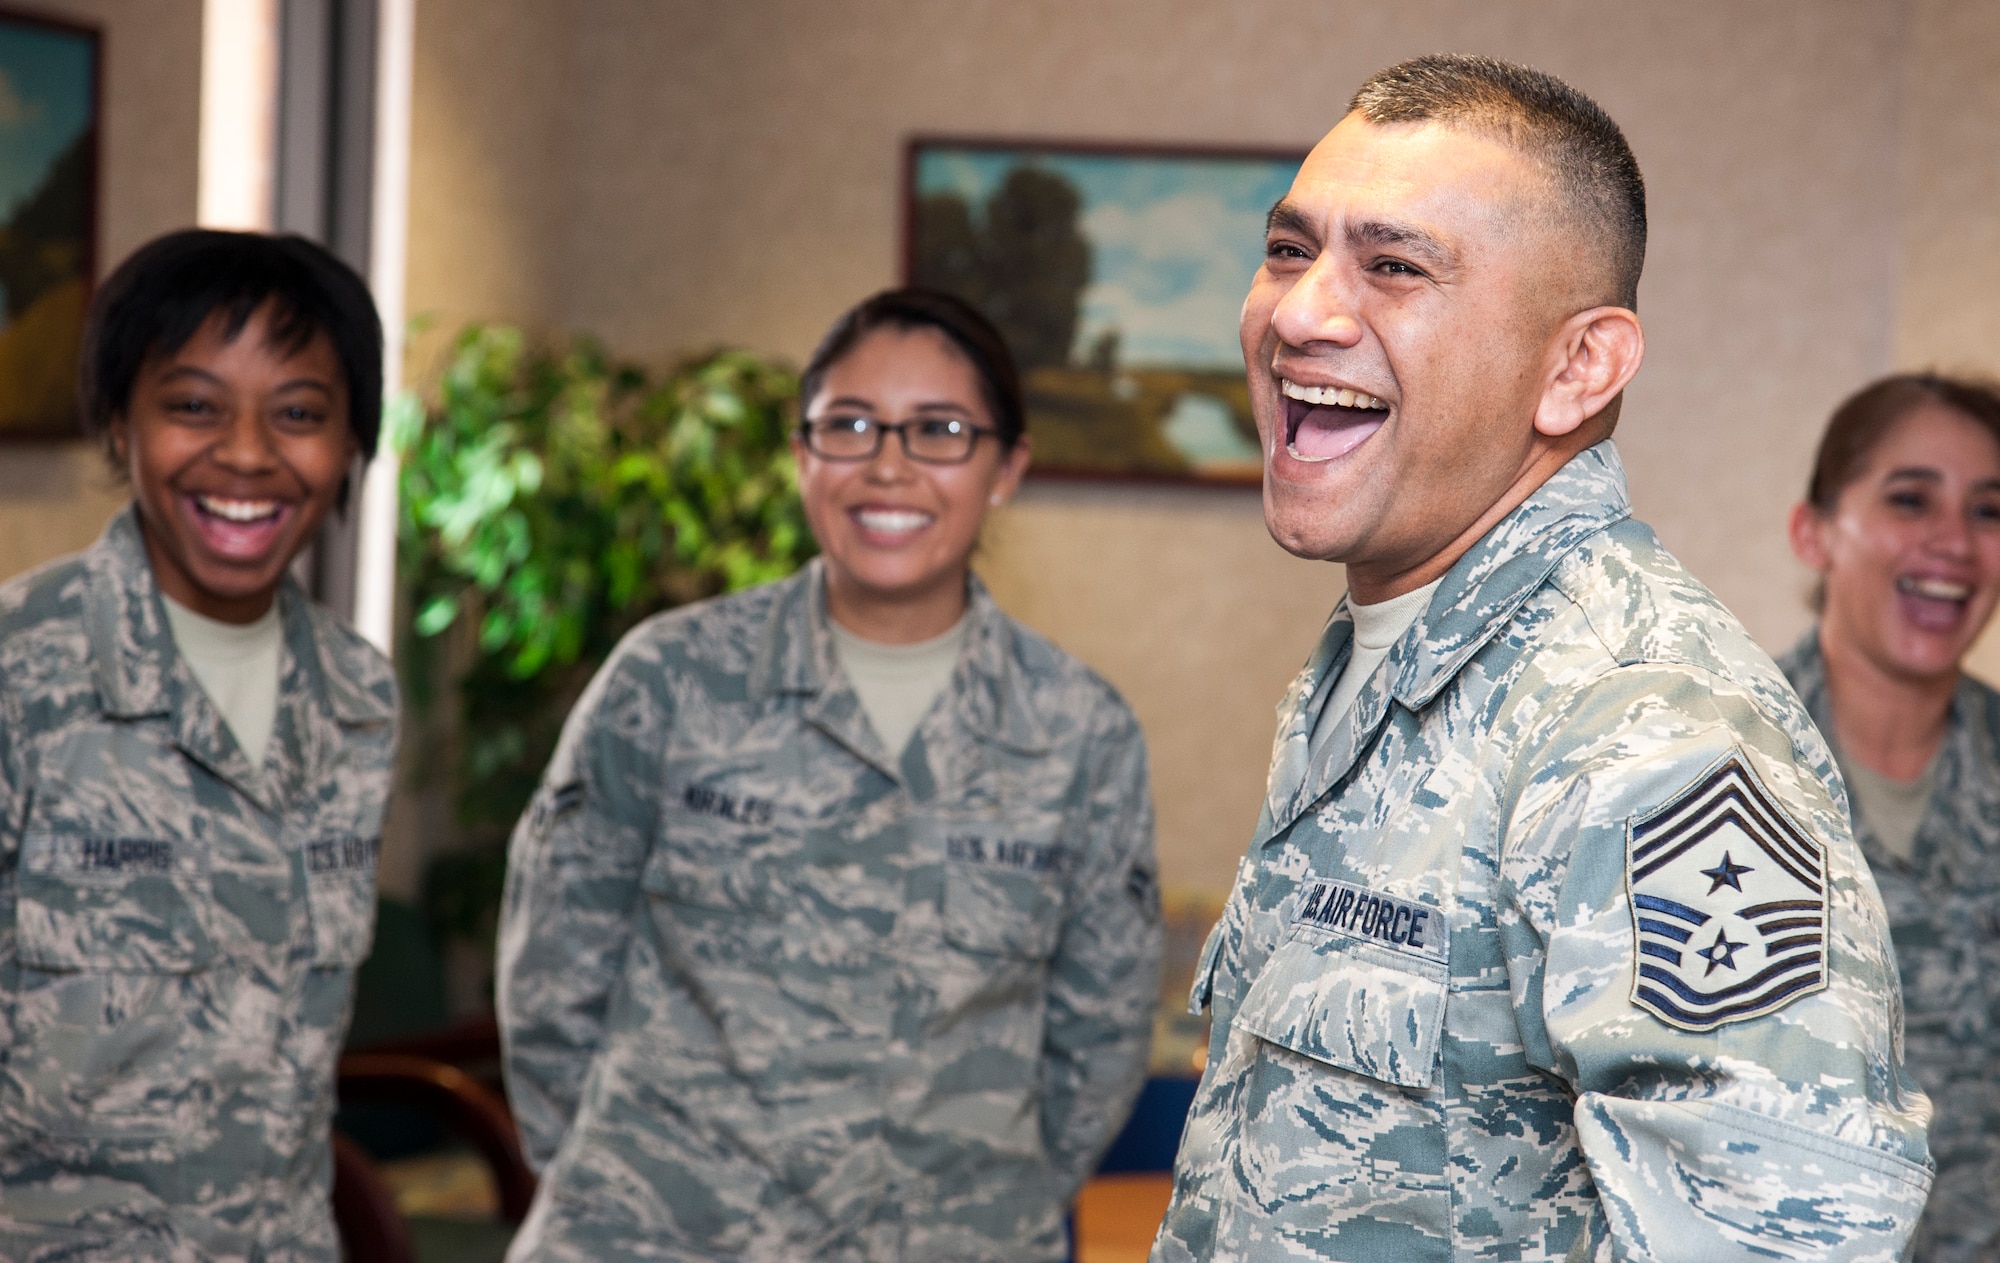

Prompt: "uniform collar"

[748,559,1050,771]
[1778,623,1989,874]
[1264,441,1633,838]
[1390,439,1633,709]
[85,507,179,721]
[1781,624,1985,752]
[84,505,392,808]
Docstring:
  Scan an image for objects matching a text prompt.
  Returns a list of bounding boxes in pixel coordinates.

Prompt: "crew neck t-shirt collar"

[160,593,284,767]
[828,614,972,758]
[1349,580,1443,652]
[1317,578,1445,737]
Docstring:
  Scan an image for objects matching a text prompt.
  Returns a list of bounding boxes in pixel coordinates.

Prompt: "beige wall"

[1897,0,2000,684]
[402,0,2000,895]
[0,0,203,583]
[403,0,574,377]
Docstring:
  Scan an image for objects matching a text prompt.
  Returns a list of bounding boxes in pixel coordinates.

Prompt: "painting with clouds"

[907,139,1303,482]
[0,9,96,438]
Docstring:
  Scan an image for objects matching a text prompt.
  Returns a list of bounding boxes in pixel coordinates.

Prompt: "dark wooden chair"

[330,1041,537,1262]
[338,1051,538,1223]
[331,1129,418,1263]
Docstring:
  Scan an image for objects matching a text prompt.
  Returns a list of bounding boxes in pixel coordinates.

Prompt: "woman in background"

[498,288,1163,1262]
[1782,373,2000,1263]
[0,229,398,1260]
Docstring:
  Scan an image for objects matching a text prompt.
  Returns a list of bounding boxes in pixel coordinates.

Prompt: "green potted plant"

[390,326,815,980]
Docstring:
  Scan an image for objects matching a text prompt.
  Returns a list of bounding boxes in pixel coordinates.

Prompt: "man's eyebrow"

[1265,200,1316,240]
[1345,219,1458,271]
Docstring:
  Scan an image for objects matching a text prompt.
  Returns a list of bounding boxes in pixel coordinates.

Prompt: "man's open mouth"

[1280,379,1389,462]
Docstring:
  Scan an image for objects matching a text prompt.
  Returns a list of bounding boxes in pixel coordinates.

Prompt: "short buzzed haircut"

[1350,54,1646,310]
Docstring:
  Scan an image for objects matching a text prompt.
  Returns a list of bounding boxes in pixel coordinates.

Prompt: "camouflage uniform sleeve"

[0,680,19,1053]
[1500,663,1933,1259]
[497,641,664,1172]
[1039,695,1164,1200]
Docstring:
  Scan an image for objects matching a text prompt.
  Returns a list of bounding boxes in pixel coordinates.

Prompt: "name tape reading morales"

[680,783,779,828]
[1292,878,1446,962]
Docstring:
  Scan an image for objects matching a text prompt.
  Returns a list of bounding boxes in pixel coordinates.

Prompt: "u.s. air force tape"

[1291,878,1447,963]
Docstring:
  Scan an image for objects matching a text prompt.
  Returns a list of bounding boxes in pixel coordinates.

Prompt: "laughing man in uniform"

[1151,55,1932,1262]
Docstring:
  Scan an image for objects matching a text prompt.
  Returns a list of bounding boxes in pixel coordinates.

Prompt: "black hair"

[1349,53,1647,310]
[799,287,1026,450]
[77,228,385,460]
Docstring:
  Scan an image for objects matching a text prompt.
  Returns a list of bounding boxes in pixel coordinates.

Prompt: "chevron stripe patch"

[1625,752,1829,1032]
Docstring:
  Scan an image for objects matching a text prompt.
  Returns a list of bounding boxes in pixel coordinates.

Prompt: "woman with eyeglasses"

[1779,373,2000,1263]
[497,288,1163,1262]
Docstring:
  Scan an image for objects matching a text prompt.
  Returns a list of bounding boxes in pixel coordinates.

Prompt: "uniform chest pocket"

[641,788,801,916]
[1232,927,1449,1089]
[15,832,215,974]
[304,834,381,967]
[8,833,220,1143]
[940,831,1069,960]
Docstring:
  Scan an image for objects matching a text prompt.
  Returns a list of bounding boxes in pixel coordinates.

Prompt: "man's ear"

[1533,306,1645,439]
[1787,500,1831,571]
[108,413,130,465]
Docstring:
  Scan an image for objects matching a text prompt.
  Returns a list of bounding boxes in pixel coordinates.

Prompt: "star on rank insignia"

[1625,752,1829,1031]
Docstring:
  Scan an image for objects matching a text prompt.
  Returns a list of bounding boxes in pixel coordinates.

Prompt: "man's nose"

[1270,260,1365,351]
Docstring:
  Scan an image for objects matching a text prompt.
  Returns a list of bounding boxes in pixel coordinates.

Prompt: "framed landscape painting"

[0,8,97,439]
[903,137,1305,483]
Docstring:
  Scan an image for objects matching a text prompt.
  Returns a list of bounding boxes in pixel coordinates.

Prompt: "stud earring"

[990,494,1004,507]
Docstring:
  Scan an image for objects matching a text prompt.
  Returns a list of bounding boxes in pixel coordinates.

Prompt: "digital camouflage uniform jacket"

[1782,632,2000,1263]
[498,562,1163,1262]
[0,508,398,1261]
[1153,443,1932,1263]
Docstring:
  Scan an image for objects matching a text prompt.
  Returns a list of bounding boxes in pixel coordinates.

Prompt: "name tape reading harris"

[1292,877,1447,963]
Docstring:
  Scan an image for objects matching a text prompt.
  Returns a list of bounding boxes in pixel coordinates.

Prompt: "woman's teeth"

[1896,575,1972,601]
[196,495,283,522]
[855,508,933,535]
[1280,379,1390,411]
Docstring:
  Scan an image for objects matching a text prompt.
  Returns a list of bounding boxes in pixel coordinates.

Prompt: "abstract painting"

[0,9,97,439]
[905,138,1304,483]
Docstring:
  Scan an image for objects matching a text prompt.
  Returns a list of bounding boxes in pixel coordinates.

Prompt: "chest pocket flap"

[642,782,799,915]
[943,861,1064,960]
[939,825,1069,960]
[1233,927,1448,1089]
[15,832,215,974]
[305,835,381,967]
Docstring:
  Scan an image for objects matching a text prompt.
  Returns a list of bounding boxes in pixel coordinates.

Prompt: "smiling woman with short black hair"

[497,288,1163,1263]
[0,228,397,1261]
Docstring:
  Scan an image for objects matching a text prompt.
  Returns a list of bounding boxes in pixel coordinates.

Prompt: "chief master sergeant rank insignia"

[1627,752,1830,1031]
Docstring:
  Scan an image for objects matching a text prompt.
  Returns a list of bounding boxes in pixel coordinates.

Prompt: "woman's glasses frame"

[798,416,1002,465]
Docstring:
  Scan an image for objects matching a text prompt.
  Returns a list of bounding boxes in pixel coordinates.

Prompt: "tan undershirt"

[162,594,283,767]
[1317,579,1444,737]
[1838,751,1938,866]
[829,615,970,758]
